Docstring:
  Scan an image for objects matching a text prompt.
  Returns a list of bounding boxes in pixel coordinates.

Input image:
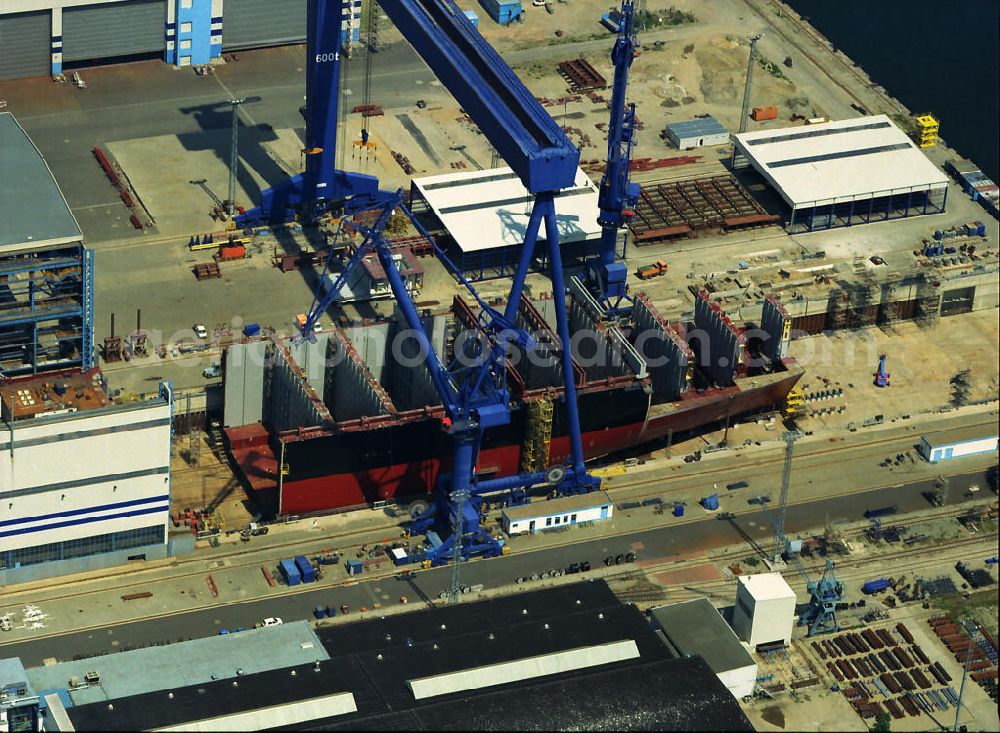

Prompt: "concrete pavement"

[1,397,994,666]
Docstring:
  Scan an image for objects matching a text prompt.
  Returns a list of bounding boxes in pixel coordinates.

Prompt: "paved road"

[1,467,990,667]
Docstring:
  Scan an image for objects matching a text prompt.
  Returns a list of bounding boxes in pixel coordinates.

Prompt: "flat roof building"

[501,490,614,534]
[732,115,949,232]
[732,572,797,649]
[664,116,730,150]
[918,426,999,464]
[0,375,173,585]
[650,598,758,699]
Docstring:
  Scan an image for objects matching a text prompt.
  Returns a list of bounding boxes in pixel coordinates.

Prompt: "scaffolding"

[914,113,939,148]
[915,274,942,326]
[521,398,554,473]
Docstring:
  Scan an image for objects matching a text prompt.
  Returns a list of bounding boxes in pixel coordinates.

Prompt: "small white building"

[918,426,998,463]
[664,116,729,150]
[732,573,796,649]
[649,599,758,699]
[501,491,613,535]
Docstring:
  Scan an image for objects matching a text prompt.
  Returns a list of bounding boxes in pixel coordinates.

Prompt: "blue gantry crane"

[277,0,601,566]
[588,0,641,318]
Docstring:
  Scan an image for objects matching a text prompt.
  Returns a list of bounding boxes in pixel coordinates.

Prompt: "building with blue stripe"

[0,377,174,585]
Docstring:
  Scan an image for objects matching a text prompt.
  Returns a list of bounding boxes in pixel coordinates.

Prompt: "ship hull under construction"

[222,292,802,517]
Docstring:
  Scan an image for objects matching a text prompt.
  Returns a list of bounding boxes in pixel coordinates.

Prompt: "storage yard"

[0,0,997,730]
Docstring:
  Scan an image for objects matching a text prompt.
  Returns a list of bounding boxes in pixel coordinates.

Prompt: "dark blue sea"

[786,0,1000,182]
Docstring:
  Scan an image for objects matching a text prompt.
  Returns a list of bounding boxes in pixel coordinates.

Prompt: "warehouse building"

[664,116,729,150]
[918,426,999,464]
[650,598,758,699]
[17,582,754,731]
[732,115,949,232]
[0,0,360,79]
[0,373,174,584]
[410,166,603,280]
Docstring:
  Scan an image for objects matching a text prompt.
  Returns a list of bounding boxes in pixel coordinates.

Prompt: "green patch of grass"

[636,6,696,32]
[757,54,787,81]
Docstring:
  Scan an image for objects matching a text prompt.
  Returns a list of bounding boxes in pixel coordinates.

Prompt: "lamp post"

[224,95,262,216]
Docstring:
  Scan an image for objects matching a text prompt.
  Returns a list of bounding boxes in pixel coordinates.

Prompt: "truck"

[636,260,668,280]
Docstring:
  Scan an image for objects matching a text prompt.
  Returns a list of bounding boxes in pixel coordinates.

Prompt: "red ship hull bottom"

[269,366,802,516]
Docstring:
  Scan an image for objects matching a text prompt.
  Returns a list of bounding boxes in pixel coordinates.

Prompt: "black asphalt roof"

[66,581,752,731]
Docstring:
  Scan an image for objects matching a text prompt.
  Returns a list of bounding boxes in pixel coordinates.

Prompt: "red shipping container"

[218,244,246,261]
[751,105,778,121]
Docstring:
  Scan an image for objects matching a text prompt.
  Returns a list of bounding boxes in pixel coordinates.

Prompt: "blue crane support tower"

[235,0,379,225]
[263,0,602,566]
[588,0,641,318]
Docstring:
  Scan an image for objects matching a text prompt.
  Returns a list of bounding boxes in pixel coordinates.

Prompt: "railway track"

[601,417,996,503]
[627,530,998,607]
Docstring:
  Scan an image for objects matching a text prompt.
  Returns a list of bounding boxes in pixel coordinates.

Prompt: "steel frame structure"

[788,187,948,233]
[0,244,93,376]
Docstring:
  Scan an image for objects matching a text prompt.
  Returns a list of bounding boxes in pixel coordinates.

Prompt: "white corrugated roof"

[738,572,796,601]
[733,115,949,209]
[406,640,640,700]
[412,166,601,253]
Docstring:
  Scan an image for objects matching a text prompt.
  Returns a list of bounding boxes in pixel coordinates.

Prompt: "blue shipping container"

[479,0,522,25]
[347,559,364,575]
[243,322,260,337]
[672,504,685,517]
[280,559,301,586]
[862,578,891,594]
[295,555,316,583]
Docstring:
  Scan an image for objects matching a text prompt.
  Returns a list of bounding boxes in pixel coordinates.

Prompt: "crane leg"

[541,194,589,483]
